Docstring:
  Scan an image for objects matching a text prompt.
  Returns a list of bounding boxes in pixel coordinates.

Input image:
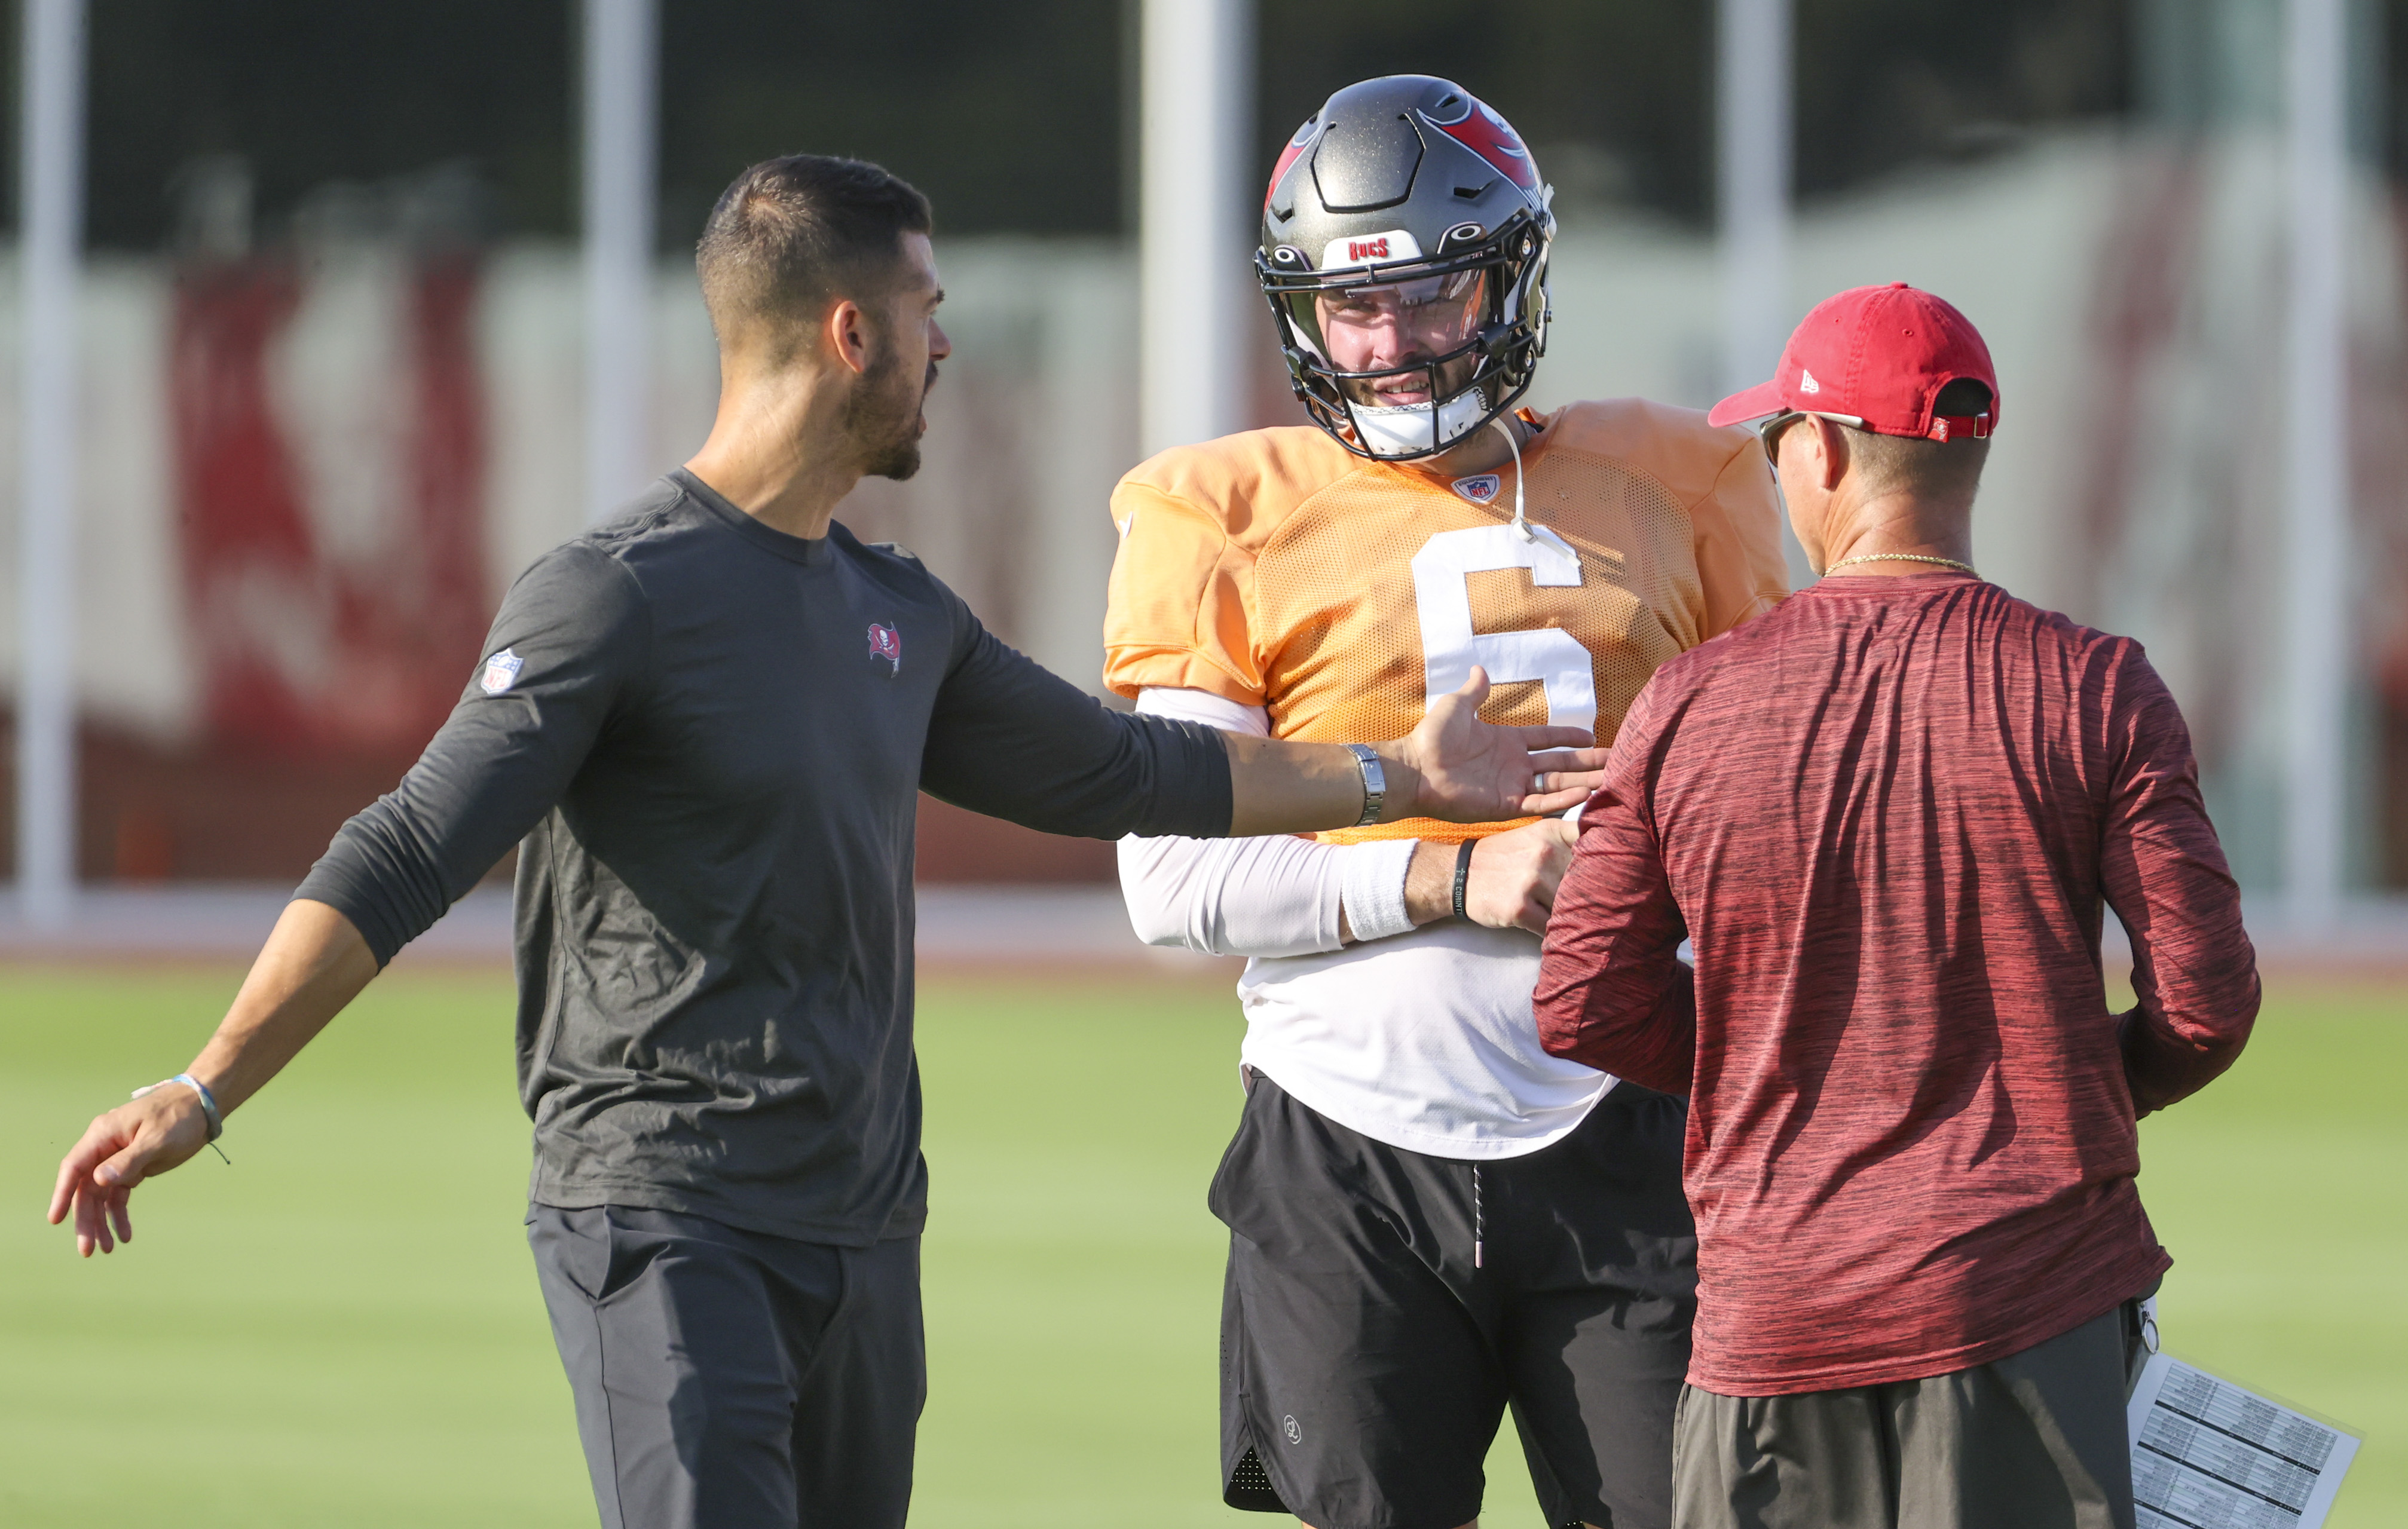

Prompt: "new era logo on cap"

[1708,282,1999,442]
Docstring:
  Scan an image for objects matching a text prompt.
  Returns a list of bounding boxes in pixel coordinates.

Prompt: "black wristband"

[1452,838,1477,920]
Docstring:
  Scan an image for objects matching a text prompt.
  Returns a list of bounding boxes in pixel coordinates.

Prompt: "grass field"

[1,961,2400,1527]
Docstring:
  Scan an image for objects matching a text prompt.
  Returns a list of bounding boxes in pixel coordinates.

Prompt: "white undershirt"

[1119,687,1614,1159]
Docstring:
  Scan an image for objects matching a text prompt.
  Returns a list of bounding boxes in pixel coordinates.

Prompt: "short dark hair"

[696,155,933,340]
[1849,378,1994,500]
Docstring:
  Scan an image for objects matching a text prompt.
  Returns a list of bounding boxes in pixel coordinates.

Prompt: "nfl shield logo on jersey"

[479,648,525,695]
[1451,474,1501,505]
[868,623,902,675]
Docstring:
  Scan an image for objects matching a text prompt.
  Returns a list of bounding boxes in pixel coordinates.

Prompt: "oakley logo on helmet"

[1321,231,1422,270]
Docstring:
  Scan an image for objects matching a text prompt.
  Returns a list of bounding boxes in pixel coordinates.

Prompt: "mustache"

[1355,359,1443,391]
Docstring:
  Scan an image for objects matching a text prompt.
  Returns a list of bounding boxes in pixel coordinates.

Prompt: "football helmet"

[1258,76,1554,461]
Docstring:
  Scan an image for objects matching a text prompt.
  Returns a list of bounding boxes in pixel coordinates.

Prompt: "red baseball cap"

[1708,282,2000,443]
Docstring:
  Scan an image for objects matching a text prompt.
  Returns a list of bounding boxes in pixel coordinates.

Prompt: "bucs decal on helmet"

[1424,99,1540,192]
[1320,230,1424,271]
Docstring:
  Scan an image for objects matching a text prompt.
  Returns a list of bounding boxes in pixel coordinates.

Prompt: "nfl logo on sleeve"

[1452,474,1501,505]
[480,649,525,695]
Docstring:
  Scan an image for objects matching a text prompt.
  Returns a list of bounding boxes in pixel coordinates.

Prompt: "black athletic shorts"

[1210,1073,1697,1529]
[528,1205,925,1529]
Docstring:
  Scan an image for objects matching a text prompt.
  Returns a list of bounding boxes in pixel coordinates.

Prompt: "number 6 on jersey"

[1410,524,1598,734]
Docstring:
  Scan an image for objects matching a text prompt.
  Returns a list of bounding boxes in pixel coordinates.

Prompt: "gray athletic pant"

[528,1205,925,1529]
[1672,1303,2139,1529]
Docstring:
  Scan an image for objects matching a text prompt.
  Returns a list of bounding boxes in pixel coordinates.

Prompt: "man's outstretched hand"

[1193,669,1610,840]
[1396,668,1605,823]
[45,899,380,1258]
[47,1086,215,1256]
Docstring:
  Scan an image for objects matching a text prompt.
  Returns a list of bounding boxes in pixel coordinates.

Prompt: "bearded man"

[47,154,1603,1529]
[1107,77,1789,1529]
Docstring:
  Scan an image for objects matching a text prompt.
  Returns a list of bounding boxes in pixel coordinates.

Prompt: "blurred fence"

[0,125,2402,891]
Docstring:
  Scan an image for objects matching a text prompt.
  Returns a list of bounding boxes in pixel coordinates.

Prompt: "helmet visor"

[1298,269,1489,408]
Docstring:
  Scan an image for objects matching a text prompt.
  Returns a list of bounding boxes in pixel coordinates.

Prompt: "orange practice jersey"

[1103,399,1790,844]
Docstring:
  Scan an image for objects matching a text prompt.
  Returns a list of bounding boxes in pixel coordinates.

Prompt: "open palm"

[1403,668,1608,822]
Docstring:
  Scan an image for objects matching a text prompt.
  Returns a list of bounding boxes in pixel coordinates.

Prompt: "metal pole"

[1139,0,1253,456]
[2283,0,2349,920]
[1718,0,1806,585]
[16,0,86,929]
[1718,0,1792,397]
[583,0,659,521]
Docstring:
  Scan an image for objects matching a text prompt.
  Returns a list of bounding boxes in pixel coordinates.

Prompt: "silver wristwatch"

[1344,744,1386,827]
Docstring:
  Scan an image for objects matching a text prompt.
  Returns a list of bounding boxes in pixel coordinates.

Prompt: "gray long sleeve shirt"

[295,470,1232,1243]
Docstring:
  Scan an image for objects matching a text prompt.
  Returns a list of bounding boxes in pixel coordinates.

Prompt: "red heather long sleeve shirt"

[1535,572,2258,1396]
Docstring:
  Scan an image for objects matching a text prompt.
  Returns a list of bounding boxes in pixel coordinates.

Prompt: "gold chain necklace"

[1822,553,1979,577]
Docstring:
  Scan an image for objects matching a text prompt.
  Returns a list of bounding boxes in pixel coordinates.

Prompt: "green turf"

[2131,983,2408,1522]
[1,964,2399,1527]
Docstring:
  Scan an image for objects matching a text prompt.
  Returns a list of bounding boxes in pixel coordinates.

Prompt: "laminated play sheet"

[2128,1351,2360,1528]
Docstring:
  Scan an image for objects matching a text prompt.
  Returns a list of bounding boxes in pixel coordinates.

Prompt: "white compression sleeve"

[1116,688,1417,958]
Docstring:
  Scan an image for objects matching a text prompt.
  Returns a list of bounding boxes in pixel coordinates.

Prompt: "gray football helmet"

[1259,76,1554,461]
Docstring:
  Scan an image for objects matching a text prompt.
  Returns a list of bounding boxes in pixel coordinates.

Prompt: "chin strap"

[1491,414,1534,540]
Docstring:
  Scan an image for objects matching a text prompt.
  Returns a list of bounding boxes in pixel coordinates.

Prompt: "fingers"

[1529,747,1609,772]
[1424,668,1495,725]
[1532,845,1574,908]
[49,1116,130,1225]
[1511,896,1551,936]
[77,1151,149,1257]
[1528,767,1605,796]
[1520,784,1599,816]
[54,1117,139,1256]
[50,1096,203,1257]
[48,1155,82,1227]
[76,1183,113,1256]
[97,1138,153,1192]
[1514,725,1598,750]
